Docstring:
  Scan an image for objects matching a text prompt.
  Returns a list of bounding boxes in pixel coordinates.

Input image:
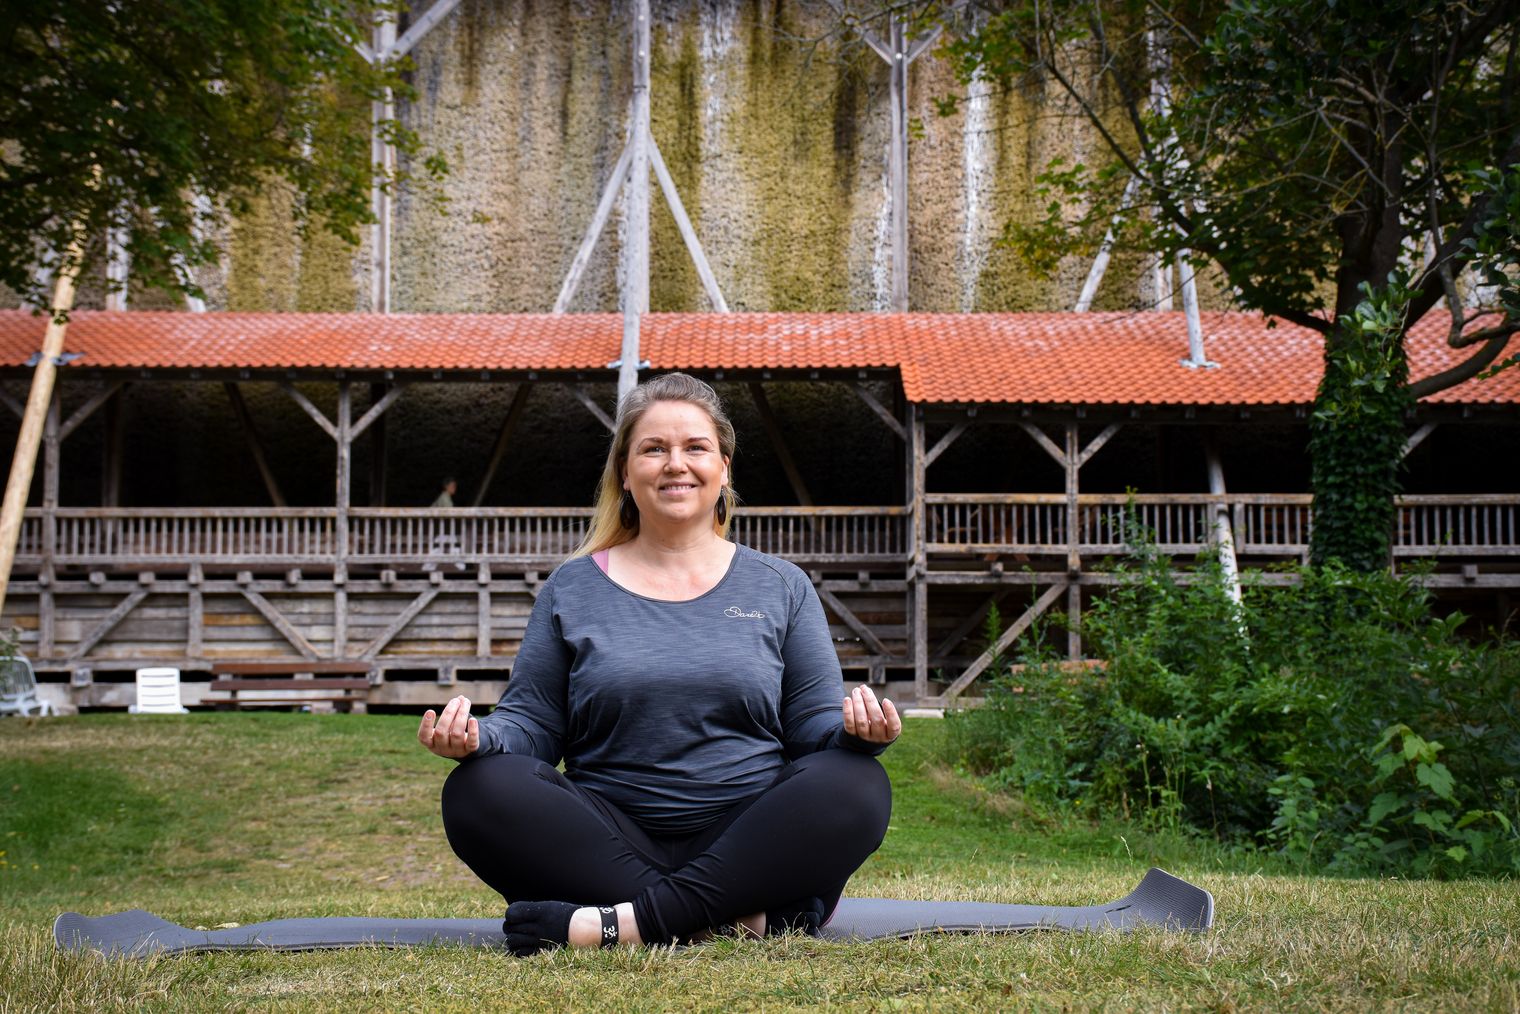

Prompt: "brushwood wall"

[8,0,1243,508]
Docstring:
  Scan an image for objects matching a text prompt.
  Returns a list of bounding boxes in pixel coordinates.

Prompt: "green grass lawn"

[1,714,1516,1011]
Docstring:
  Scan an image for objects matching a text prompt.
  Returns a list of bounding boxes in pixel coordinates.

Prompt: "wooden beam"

[1064,424,1081,657]
[240,588,321,660]
[887,14,909,311]
[472,384,532,507]
[904,21,945,62]
[851,384,907,441]
[823,0,894,62]
[568,384,616,433]
[1076,422,1123,468]
[224,383,287,508]
[67,588,149,660]
[0,386,23,418]
[1177,248,1212,367]
[1402,422,1438,459]
[1019,421,1068,468]
[815,585,890,657]
[553,139,633,314]
[104,220,128,312]
[943,581,1066,700]
[649,138,729,313]
[59,380,126,442]
[278,382,338,441]
[358,586,440,659]
[389,0,465,58]
[1075,175,1141,311]
[351,382,408,441]
[931,589,1009,658]
[748,383,814,507]
[369,13,397,314]
[924,422,968,468]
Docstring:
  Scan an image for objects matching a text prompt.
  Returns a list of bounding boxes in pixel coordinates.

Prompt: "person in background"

[418,372,900,955]
[423,476,466,572]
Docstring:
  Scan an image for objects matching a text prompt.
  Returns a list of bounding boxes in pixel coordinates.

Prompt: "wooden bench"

[207,661,374,713]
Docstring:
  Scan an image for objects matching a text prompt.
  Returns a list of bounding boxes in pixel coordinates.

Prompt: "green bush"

[945,550,1520,877]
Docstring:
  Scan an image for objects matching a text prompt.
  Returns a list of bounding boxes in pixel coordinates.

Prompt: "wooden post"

[370,14,397,314]
[911,404,927,699]
[335,382,352,658]
[476,583,491,657]
[369,382,390,506]
[101,385,126,507]
[888,14,909,312]
[618,0,652,404]
[105,217,129,311]
[224,382,287,507]
[1065,422,1081,659]
[826,2,941,311]
[0,237,83,617]
[1177,248,1211,367]
[188,562,204,661]
[1206,437,1242,604]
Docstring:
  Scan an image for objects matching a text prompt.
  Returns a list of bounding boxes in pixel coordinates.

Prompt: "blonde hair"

[572,373,737,557]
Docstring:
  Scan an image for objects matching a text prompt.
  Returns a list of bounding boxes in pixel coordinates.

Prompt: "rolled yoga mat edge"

[54,867,1213,958]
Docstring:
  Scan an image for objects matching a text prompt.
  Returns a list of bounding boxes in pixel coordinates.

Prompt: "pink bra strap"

[592,549,610,574]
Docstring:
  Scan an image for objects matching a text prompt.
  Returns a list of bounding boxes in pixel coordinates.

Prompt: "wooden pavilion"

[1,307,1516,713]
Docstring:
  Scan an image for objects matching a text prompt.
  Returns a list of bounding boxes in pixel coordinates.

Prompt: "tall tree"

[0,0,444,612]
[0,0,443,305]
[942,0,1520,569]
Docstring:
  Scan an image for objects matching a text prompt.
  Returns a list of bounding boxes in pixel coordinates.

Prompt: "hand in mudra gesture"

[842,684,902,745]
[419,695,479,759]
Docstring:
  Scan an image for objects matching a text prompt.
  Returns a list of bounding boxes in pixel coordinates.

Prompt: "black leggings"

[440,749,892,945]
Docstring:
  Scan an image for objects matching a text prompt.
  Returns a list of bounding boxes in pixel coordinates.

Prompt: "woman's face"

[622,399,729,532]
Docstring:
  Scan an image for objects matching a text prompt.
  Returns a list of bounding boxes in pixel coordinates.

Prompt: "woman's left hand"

[842,684,902,745]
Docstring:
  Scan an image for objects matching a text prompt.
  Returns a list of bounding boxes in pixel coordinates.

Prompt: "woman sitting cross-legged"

[418,372,900,954]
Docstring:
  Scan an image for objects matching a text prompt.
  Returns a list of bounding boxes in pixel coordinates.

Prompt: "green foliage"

[946,548,1520,877]
[0,0,448,306]
[1308,275,1414,569]
[942,0,1519,373]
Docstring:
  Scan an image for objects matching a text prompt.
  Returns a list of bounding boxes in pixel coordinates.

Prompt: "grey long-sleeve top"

[474,544,884,836]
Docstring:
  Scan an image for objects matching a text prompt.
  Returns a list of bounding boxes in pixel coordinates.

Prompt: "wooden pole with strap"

[0,228,86,616]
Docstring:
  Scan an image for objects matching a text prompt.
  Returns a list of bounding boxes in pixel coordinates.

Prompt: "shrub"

[945,549,1520,877]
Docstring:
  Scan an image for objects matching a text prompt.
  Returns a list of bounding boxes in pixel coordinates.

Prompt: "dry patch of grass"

[2,714,1517,1012]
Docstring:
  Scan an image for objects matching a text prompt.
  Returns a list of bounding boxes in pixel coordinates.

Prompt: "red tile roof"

[0,309,1513,407]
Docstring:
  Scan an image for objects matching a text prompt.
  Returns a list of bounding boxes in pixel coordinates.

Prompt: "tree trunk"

[1308,322,1412,571]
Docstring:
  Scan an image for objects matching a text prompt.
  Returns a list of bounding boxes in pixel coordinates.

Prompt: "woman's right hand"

[419,695,479,759]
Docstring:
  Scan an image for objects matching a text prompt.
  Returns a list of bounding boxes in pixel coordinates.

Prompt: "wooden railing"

[729,507,909,563]
[926,493,1520,559]
[10,495,1517,571]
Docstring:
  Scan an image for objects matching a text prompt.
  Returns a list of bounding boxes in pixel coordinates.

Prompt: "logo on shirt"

[724,606,766,619]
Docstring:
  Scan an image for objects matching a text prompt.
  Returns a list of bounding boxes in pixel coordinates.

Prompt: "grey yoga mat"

[54,867,1212,958]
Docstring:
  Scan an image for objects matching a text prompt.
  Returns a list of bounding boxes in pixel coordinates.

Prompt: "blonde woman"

[418,372,901,954]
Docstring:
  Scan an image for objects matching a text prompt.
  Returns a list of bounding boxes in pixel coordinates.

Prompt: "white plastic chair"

[131,667,189,714]
[0,654,54,717]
